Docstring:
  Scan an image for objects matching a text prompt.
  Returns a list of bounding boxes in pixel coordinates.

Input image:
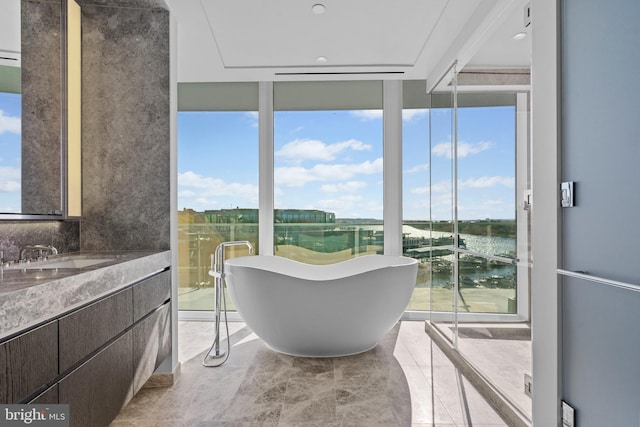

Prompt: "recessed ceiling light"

[316,56,328,64]
[512,32,527,41]
[312,4,326,15]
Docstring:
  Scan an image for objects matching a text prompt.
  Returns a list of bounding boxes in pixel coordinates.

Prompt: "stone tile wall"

[0,220,80,262]
[79,1,170,251]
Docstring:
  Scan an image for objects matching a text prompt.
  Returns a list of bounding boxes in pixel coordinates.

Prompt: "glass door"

[428,64,459,340]
[427,64,531,420]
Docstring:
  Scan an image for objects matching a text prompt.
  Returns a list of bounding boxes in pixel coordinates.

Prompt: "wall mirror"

[0,0,65,219]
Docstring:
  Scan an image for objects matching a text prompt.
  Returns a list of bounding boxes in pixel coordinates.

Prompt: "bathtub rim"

[224,254,418,282]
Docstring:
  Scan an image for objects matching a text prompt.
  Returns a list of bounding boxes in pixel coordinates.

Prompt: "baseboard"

[143,362,181,389]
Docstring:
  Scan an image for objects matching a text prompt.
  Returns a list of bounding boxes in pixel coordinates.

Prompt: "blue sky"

[178,105,515,221]
[0,96,515,219]
[0,92,21,213]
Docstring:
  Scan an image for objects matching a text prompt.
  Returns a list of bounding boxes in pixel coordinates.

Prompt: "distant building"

[200,208,335,224]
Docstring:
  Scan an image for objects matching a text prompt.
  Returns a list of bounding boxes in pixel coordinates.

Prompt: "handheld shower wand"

[202,240,254,367]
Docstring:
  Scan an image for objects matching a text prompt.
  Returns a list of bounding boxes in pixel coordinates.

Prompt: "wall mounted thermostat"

[561,181,575,208]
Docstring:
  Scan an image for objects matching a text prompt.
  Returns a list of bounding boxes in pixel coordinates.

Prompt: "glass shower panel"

[456,104,517,313]
[458,254,516,314]
[428,65,458,342]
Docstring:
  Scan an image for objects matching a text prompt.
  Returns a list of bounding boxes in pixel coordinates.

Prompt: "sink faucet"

[20,245,58,261]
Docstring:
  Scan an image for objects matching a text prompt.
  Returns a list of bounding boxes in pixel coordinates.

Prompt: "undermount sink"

[20,258,117,270]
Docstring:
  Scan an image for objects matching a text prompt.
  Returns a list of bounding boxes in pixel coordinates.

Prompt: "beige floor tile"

[111,321,515,427]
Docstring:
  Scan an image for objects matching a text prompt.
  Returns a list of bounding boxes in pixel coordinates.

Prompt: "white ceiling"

[0,0,531,87]
[0,0,21,67]
[165,0,531,87]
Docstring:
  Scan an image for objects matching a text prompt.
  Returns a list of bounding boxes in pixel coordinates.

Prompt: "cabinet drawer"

[59,288,133,373]
[0,320,58,403]
[132,302,171,394]
[59,331,133,427]
[133,270,170,321]
[29,384,58,404]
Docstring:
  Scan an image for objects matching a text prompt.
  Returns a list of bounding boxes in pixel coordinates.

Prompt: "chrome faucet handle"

[20,244,58,261]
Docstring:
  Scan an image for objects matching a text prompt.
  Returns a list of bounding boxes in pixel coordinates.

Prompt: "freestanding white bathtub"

[223,254,418,357]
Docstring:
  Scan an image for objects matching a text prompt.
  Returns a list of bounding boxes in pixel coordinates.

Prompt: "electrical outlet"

[524,373,532,397]
[562,401,575,427]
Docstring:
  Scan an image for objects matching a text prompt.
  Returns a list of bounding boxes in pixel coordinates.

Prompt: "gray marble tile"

[400,365,456,425]
[335,392,397,425]
[80,4,170,251]
[289,357,334,380]
[219,363,290,423]
[429,366,507,426]
[279,377,336,423]
[279,422,341,427]
[115,386,185,422]
[0,221,79,262]
[111,321,514,427]
[21,0,62,215]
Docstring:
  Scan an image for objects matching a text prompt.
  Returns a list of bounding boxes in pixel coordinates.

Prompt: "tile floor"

[110,321,508,426]
[430,322,532,421]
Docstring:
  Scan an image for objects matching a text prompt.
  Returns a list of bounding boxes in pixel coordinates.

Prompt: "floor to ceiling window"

[272,81,384,264]
[176,81,528,325]
[401,102,431,310]
[273,109,383,264]
[176,83,259,311]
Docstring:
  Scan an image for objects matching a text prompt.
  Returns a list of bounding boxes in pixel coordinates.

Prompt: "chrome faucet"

[20,245,58,261]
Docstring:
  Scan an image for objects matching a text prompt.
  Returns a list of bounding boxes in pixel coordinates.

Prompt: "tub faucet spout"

[203,240,254,368]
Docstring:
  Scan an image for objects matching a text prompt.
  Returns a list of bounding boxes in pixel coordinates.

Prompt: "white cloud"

[0,110,20,135]
[350,109,429,123]
[410,176,513,195]
[350,110,383,121]
[432,141,494,159]
[411,186,429,195]
[402,109,429,122]
[245,112,259,127]
[321,181,367,193]
[404,163,429,174]
[275,158,383,187]
[459,176,514,189]
[178,171,258,203]
[0,166,20,192]
[339,195,364,202]
[411,180,451,195]
[275,138,371,162]
[316,195,361,212]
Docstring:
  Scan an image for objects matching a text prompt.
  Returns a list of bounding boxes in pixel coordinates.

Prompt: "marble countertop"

[0,250,171,341]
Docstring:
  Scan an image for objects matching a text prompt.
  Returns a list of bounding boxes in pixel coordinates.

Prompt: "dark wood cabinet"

[29,384,59,404]
[0,267,171,427]
[133,270,170,322]
[133,301,171,394]
[59,288,133,374]
[59,332,133,427]
[0,321,58,404]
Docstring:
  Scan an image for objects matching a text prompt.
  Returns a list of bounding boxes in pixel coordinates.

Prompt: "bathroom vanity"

[0,250,171,427]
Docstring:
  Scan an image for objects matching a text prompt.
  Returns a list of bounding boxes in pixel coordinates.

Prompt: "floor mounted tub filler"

[224,254,418,357]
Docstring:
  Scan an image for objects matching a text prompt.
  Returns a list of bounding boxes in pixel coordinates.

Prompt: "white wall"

[530,0,562,424]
